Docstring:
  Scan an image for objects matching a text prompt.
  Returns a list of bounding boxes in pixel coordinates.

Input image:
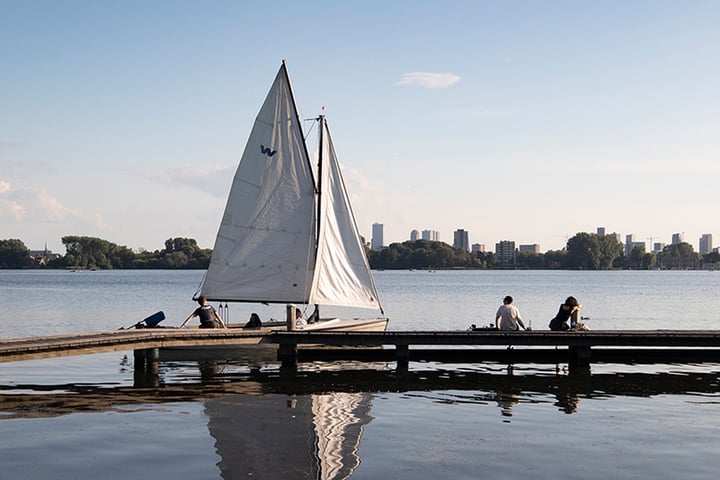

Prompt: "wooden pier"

[3,329,720,368]
[0,328,271,362]
[273,330,720,368]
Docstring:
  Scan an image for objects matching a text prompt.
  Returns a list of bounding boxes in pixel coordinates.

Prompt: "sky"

[2,1,719,254]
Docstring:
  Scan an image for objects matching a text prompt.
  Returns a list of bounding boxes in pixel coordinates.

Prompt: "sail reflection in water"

[205,392,372,479]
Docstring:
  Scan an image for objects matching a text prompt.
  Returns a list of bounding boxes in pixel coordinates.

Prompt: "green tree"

[597,234,625,269]
[368,240,478,270]
[657,242,701,269]
[641,252,657,269]
[140,237,212,269]
[472,251,496,269]
[629,245,646,270]
[0,239,32,268]
[565,232,623,270]
[565,233,601,269]
[56,236,137,269]
[703,251,720,269]
[516,251,544,268]
[543,249,567,268]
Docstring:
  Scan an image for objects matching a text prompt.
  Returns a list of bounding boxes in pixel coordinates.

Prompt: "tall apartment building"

[421,230,439,241]
[625,234,645,256]
[700,234,713,254]
[453,229,469,252]
[410,229,419,241]
[672,232,684,244]
[495,240,516,266]
[597,227,606,236]
[371,223,384,251]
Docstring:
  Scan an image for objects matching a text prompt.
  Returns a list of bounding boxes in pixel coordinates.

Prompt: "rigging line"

[303,117,318,141]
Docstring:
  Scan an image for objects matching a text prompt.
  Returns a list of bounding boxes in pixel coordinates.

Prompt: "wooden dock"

[273,330,720,368]
[3,329,720,367]
[0,328,271,362]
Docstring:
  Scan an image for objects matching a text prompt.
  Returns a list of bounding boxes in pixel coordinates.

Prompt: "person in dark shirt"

[180,296,226,329]
[549,296,581,331]
[244,312,262,329]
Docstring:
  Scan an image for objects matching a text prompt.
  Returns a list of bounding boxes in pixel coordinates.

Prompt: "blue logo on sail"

[260,145,277,157]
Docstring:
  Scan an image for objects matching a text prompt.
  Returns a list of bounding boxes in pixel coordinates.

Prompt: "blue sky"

[2,1,719,254]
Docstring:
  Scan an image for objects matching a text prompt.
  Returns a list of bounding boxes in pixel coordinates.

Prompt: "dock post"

[569,345,592,371]
[133,348,160,387]
[278,342,298,370]
[286,305,296,331]
[396,344,410,371]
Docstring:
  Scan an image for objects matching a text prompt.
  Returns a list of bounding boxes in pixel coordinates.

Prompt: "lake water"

[2,269,720,479]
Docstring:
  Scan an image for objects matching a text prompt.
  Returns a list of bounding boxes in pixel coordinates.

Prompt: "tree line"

[0,236,211,269]
[367,234,720,271]
[2,232,719,270]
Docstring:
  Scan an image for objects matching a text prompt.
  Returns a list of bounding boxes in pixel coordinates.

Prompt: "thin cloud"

[396,72,461,89]
[153,164,234,198]
[0,180,108,228]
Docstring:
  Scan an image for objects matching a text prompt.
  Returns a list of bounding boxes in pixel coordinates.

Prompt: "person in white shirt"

[495,295,529,331]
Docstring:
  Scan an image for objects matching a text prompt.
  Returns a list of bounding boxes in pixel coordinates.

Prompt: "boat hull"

[297,318,389,332]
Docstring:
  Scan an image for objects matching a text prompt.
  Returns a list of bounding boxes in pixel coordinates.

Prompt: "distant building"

[672,232,684,245]
[410,229,419,241]
[519,244,541,254]
[29,246,61,266]
[495,240,516,266]
[453,229,469,252]
[421,229,439,241]
[471,243,486,253]
[653,242,666,253]
[597,227,606,236]
[625,234,645,256]
[700,234,713,254]
[371,223,384,251]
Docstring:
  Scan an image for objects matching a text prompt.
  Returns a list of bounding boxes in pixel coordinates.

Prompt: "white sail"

[200,63,317,303]
[309,119,381,310]
[199,62,384,317]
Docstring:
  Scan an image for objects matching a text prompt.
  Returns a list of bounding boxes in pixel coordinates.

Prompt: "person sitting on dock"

[179,296,227,329]
[495,296,529,331]
[244,312,262,329]
[549,296,582,331]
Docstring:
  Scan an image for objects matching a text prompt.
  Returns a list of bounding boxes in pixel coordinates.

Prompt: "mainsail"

[199,62,382,313]
[199,63,316,303]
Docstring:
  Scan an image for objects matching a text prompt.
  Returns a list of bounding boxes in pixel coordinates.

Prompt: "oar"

[119,311,166,330]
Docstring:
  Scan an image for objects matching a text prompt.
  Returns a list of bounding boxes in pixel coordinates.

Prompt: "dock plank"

[4,329,720,363]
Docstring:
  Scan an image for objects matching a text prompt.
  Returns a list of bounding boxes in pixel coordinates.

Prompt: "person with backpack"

[180,296,226,329]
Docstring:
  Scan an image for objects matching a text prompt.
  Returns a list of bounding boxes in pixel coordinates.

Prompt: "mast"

[314,115,325,318]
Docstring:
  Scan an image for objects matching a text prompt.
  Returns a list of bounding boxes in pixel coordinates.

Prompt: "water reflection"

[4,352,720,479]
[496,391,520,418]
[205,392,372,479]
[554,392,580,414]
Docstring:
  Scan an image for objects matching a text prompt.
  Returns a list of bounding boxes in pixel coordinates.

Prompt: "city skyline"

[2,2,719,254]
[373,224,714,255]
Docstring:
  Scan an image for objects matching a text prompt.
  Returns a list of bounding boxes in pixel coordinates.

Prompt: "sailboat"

[196,61,388,332]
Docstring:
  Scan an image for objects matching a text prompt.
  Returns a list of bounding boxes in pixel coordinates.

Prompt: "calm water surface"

[2,269,720,479]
